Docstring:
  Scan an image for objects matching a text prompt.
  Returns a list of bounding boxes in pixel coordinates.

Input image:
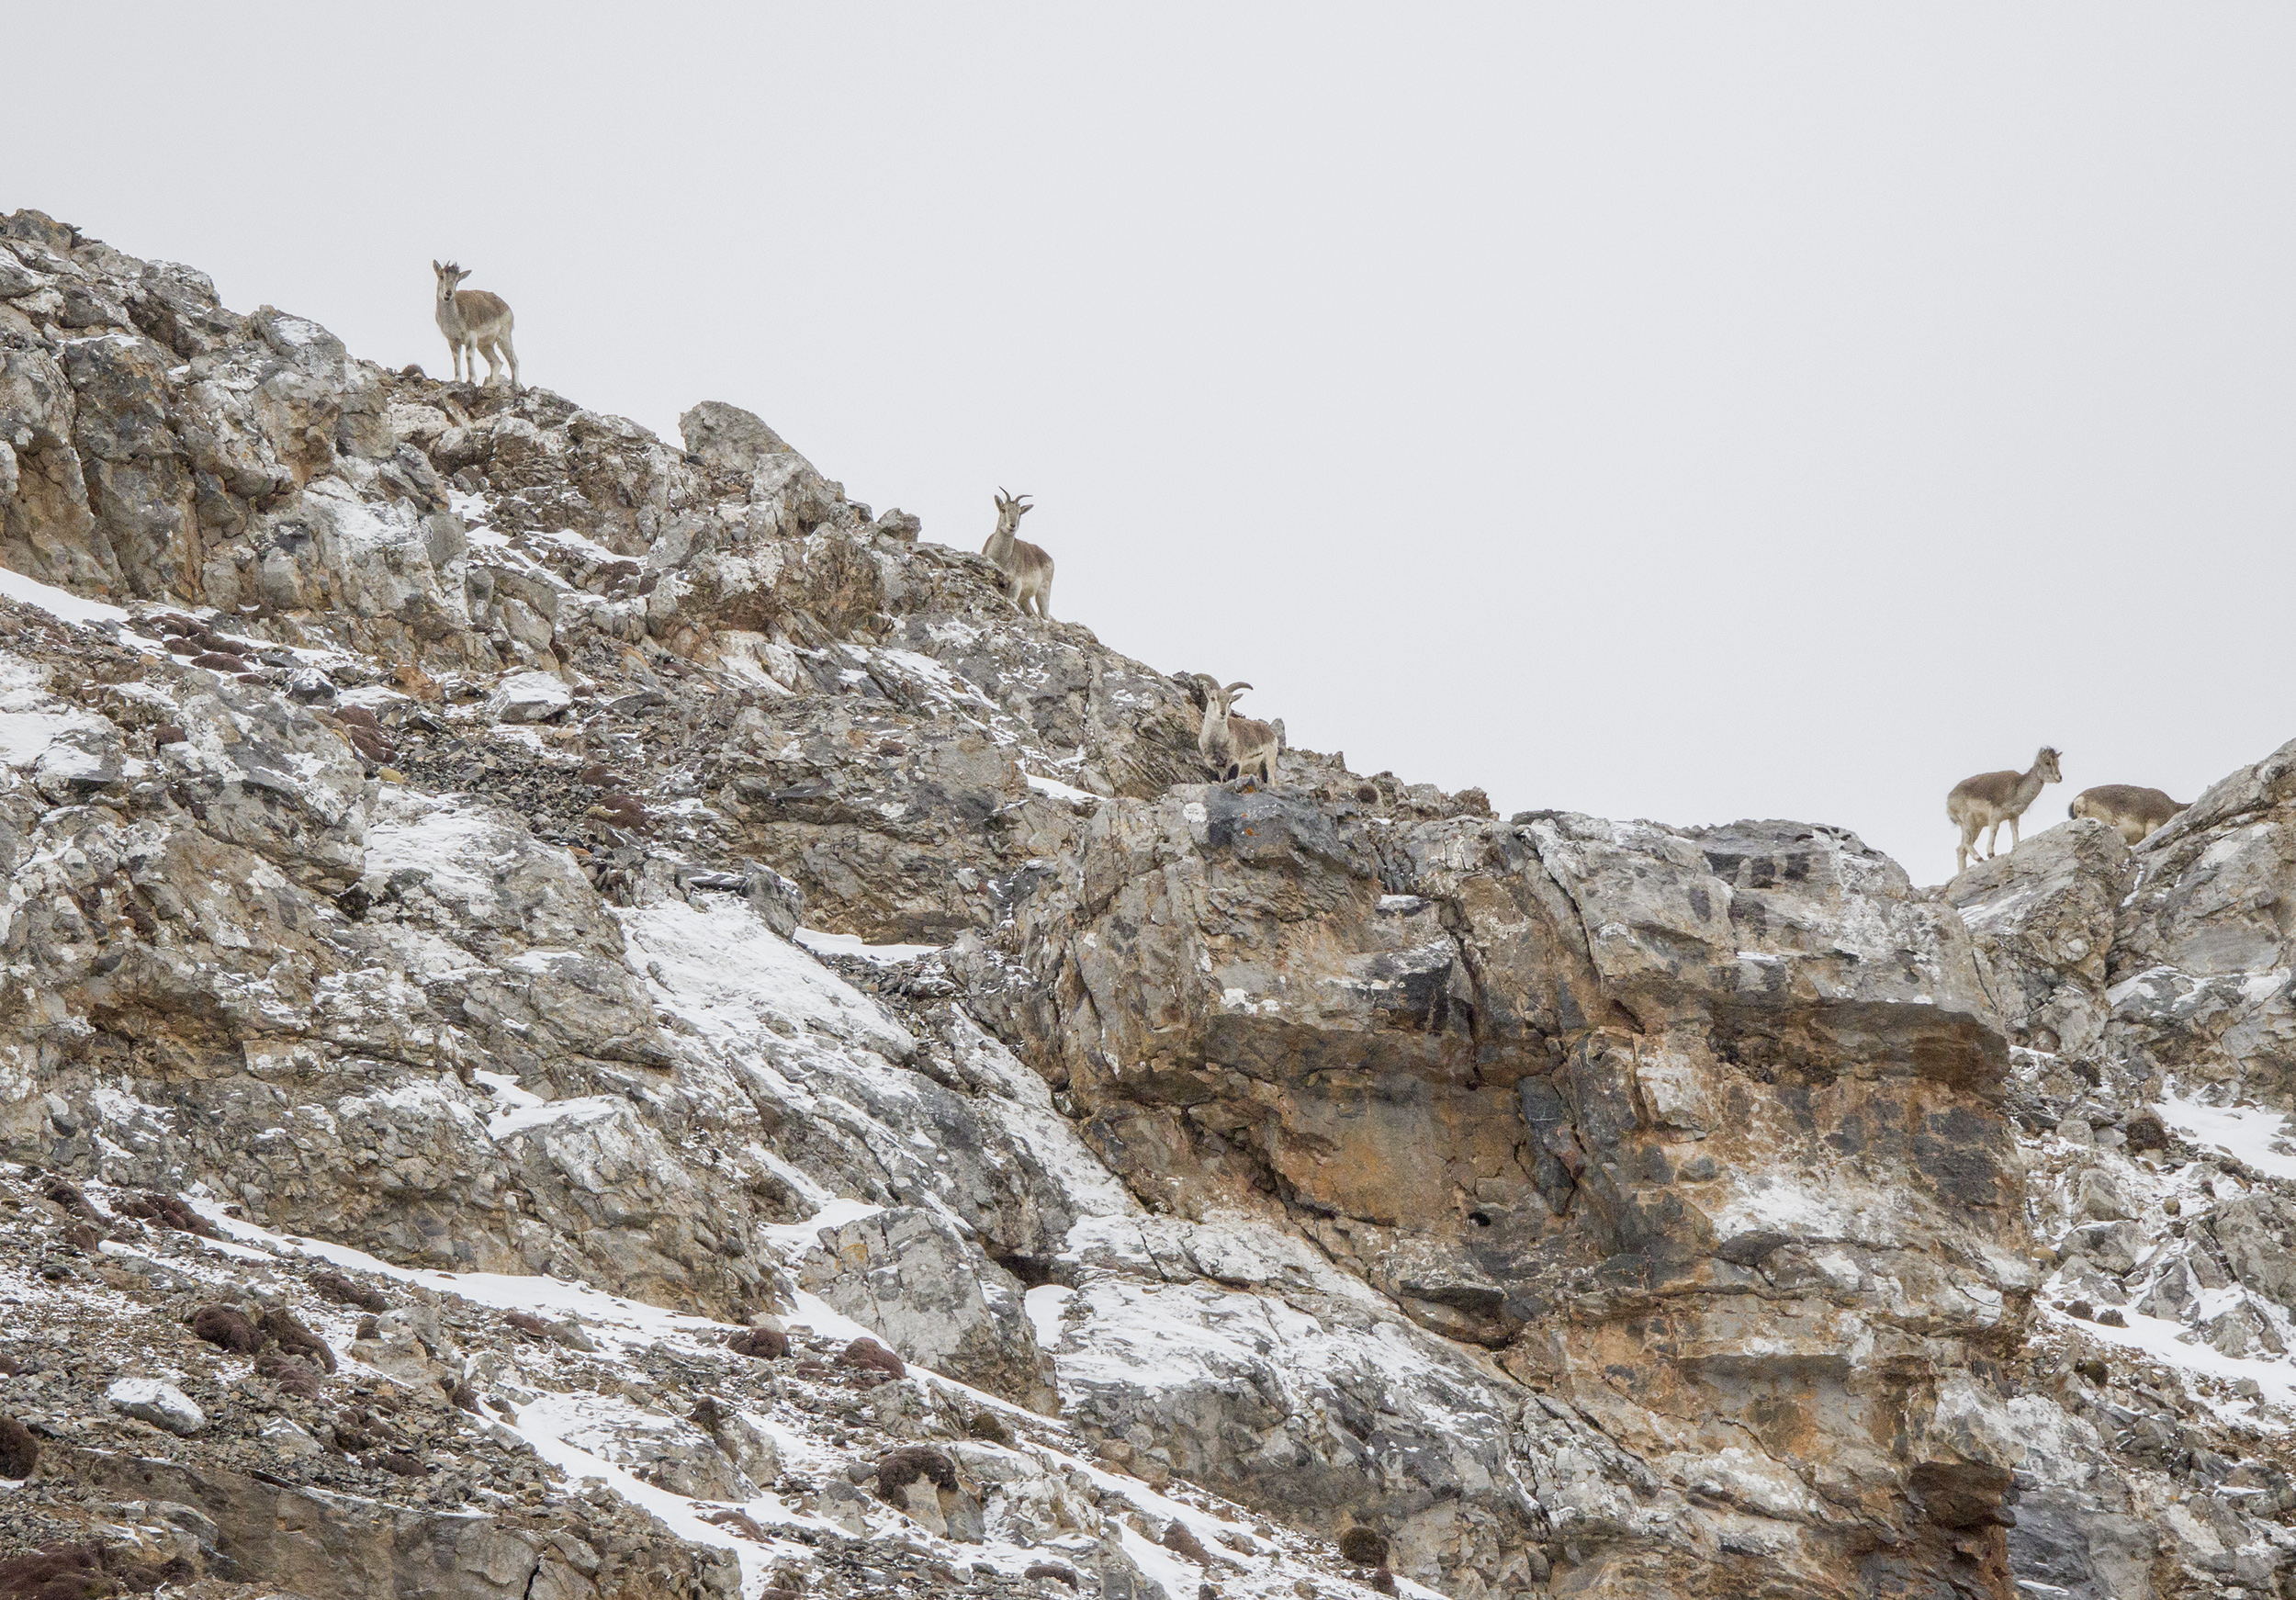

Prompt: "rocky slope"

[2,206,2294,1600]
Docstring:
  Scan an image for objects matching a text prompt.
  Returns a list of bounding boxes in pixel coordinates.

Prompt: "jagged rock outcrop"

[1949,782,2296,1598]
[12,205,2296,1600]
[962,796,2031,1594]
[2105,738,2296,1100]
[1950,817,2130,1061]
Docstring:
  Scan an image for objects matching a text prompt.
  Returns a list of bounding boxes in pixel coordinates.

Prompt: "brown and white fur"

[1194,675,1281,786]
[1949,746,2062,873]
[2069,783,2186,847]
[432,261,519,389]
[982,490,1054,617]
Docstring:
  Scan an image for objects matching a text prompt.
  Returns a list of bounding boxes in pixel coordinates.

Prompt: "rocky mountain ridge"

[3,206,2295,1600]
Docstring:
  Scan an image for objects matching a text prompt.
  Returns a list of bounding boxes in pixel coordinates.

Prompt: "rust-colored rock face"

[964,794,2031,1594]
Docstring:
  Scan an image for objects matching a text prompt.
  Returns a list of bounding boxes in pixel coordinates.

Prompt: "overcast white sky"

[9,5,2293,883]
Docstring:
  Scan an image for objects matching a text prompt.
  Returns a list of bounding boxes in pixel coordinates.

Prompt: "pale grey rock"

[672,399,844,543]
[794,1205,1055,1411]
[487,668,572,723]
[155,680,373,890]
[869,507,922,543]
[108,1377,206,1436]
[349,1305,457,1386]
[0,250,43,299]
[259,1414,324,1459]
[679,400,798,472]
[64,1438,738,1600]
[1950,818,2131,1057]
[699,1404,781,1492]
[30,719,123,799]
[564,1408,754,1501]
[2107,735,2296,1100]
[1040,1220,1580,1598]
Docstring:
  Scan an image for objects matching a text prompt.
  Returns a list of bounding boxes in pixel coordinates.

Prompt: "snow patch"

[0,565,131,628]
[2156,1093,2296,1181]
[2043,1302,2296,1419]
[363,791,526,907]
[755,1199,890,1260]
[0,710,100,769]
[505,1391,795,1590]
[489,1095,625,1142]
[1025,1284,1075,1349]
[628,899,917,1060]
[792,927,946,965]
[1023,772,1099,806]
